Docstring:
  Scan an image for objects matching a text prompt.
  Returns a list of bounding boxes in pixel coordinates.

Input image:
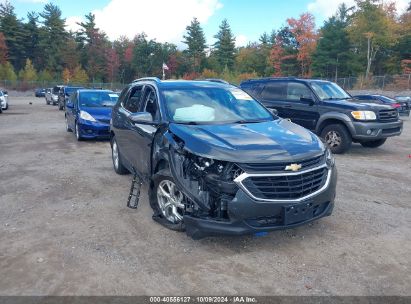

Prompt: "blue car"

[65,90,119,140]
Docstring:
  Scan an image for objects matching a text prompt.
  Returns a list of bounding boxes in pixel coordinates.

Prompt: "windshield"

[65,87,83,96]
[162,87,273,124]
[79,91,118,107]
[310,82,351,101]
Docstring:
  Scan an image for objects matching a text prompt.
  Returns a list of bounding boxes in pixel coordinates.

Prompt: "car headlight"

[325,148,335,167]
[79,110,96,122]
[351,111,376,121]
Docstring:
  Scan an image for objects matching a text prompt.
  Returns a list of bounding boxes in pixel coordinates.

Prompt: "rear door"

[258,81,288,117]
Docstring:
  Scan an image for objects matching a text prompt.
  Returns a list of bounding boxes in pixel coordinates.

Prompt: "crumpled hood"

[169,119,324,163]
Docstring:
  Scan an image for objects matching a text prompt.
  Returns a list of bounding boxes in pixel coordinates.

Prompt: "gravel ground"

[0,96,410,296]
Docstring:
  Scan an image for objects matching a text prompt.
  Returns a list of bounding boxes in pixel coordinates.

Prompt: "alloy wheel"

[157,180,184,223]
[325,130,342,148]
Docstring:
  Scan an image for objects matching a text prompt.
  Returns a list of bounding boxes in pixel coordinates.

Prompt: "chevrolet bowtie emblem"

[285,163,302,172]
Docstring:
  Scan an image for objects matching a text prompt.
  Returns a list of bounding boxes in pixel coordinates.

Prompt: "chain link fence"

[331,74,411,91]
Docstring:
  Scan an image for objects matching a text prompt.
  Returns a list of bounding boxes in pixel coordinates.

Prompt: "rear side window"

[123,86,143,113]
[260,82,287,100]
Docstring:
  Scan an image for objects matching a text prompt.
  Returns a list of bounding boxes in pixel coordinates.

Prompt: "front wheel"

[151,169,185,231]
[65,116,72,132]
[74,122,82,141]
[360,138,387,148]
[111,137,129,175]
[320,124,352,154]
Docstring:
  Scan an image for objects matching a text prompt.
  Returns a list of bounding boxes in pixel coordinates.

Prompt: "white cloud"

[65,16,83,33]
[308,0,409,17]
[81,0,222,45]
[235,34,248,47]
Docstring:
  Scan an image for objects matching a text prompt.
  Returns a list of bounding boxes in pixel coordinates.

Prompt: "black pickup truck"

[241,78,403,154]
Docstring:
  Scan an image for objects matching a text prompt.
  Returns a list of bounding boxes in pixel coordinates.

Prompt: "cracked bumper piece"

[184,167,337,239]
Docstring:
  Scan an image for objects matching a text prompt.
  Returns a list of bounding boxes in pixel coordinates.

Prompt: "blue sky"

[10,0,409,46]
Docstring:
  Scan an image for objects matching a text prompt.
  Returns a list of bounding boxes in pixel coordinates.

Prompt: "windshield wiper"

[232,119,268,124]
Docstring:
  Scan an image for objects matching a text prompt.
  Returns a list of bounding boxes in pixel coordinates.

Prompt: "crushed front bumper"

[184,167,337,239]
[78,119,110,139]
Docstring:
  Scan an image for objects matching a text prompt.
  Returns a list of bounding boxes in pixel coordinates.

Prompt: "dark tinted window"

[124,86,143,113]
[142,87,160,120]
[260,82,287,100]
[286,82,314,102]
[52,86,60,94]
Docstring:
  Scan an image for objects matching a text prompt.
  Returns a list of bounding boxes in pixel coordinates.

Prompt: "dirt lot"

[0,96,410,296]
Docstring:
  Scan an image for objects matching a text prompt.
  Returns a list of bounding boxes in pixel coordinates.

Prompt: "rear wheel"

[321,124,352,154]
[360,138,387,148]
[111,137,129,175]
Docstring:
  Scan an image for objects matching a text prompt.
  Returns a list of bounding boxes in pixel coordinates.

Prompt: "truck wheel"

[360,139,387,148]
[151,169,185,232]
[321,124,352,154]
[111,137,129,175]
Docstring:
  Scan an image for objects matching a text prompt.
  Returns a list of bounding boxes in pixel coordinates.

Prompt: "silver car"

[0,90,8,110]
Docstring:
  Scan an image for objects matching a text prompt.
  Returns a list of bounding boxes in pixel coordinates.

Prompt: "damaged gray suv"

[110,78,337,239]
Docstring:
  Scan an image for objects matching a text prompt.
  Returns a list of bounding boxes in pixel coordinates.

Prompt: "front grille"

[379,109,398,122]
[237,154,324,173]
[240,167,328,200]
[98,119,110,124]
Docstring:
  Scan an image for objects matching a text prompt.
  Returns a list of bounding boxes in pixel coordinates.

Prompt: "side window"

[117,86,130,105]
[123,86,143,113]
[260,82,287,100]
[286,83,314,102]
[142,86,160,121]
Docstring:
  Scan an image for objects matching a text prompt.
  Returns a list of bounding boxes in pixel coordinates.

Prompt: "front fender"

[315,112,355,136]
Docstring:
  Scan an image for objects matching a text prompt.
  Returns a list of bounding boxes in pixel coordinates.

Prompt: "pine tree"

[182,18,206,72]
[0,1,26,70]
[213,19,236,71]
[312,4,358,78]
[24,12,42,70]
[39,3,67,74]
[0,32,7,64]
[19,58,37,81]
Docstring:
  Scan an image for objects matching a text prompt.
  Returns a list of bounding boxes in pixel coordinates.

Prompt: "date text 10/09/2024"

[149,297,258,303]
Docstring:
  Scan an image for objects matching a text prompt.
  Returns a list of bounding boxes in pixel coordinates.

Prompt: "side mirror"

[300,97,315,106]
[129,112,153,123]
[270,108,279,116]
[66,102,74,109]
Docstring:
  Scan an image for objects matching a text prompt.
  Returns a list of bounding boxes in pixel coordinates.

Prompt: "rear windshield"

[52,87,60,94]
[79,91,118,107]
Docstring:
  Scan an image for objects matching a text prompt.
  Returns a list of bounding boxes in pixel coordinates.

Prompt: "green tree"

[0,1,26,70]
[24,12,42,70]
[182,18,206,72]
[213,19,236,71]
[71,65,89,84]
[19,58,37,81]
[37,69,53,82]
[39,3,67,74]
[0,61,17,81]
[348,0,397,78]
[312,4,359,78]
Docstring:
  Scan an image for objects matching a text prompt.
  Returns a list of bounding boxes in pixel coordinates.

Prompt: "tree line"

[0,0,410,86]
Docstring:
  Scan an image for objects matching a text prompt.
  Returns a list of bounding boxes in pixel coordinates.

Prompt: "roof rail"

[132,77,161,83]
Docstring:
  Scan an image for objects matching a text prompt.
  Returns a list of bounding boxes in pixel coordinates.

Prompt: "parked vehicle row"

[353,94,410,117]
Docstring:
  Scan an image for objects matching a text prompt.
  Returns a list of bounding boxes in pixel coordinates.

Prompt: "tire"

[320,124,352,154]
[65,116,72,132]
[111,137,129,175]
[151,169,185,232]
[74,122,82,141]
[360,138,387,148]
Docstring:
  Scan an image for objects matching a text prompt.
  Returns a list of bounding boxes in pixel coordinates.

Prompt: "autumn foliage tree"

[287,13,318,77]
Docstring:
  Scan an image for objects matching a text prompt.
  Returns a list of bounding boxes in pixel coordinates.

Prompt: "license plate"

[283,203,314,225]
